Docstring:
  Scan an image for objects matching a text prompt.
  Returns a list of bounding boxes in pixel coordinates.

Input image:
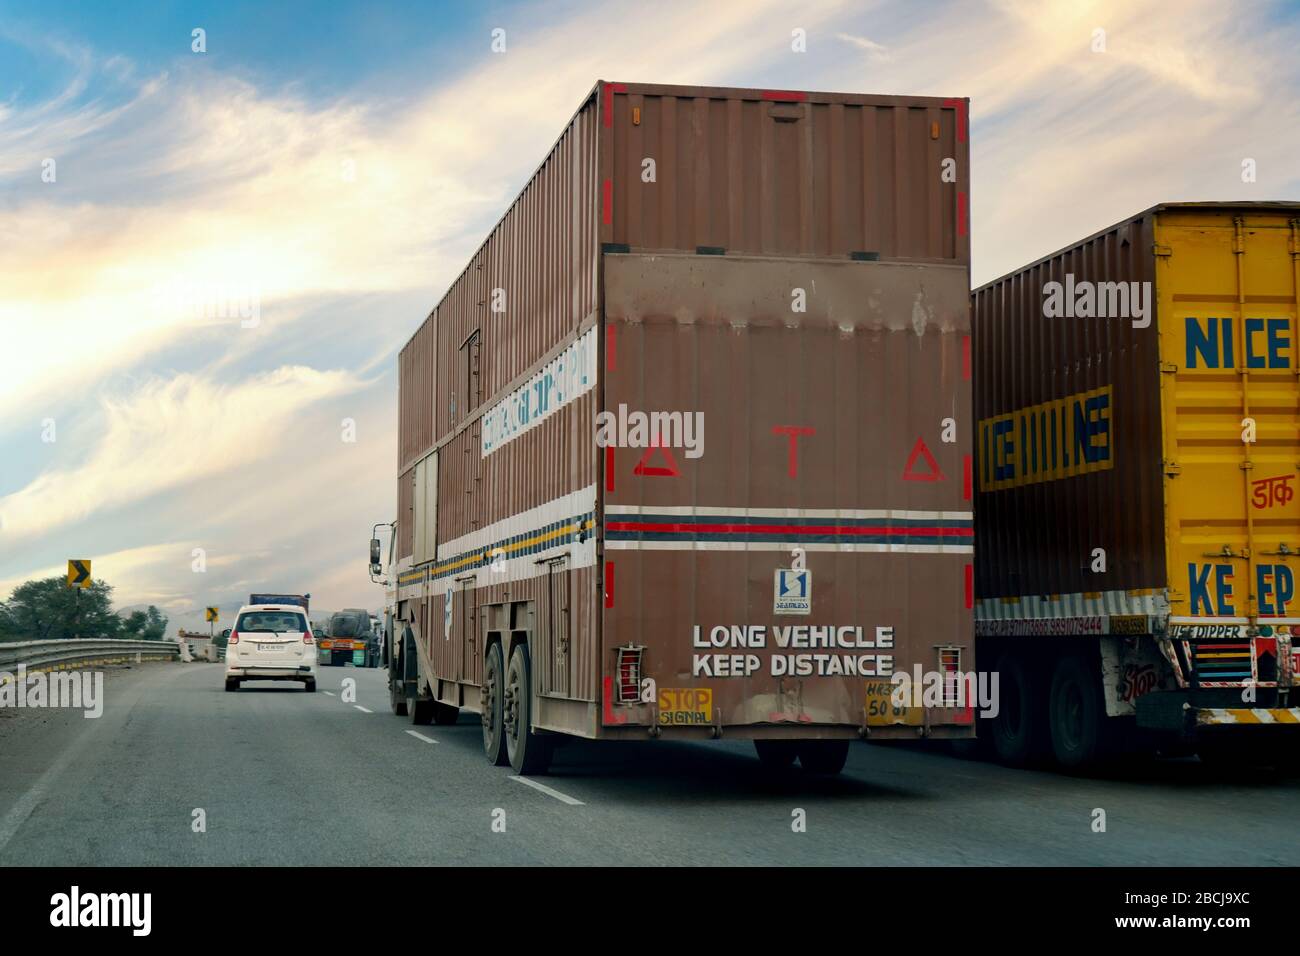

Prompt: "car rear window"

[236,611,307,633]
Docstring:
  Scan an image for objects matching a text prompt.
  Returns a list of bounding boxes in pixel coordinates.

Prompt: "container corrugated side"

[972,210,1166,623]
[606,83,969,263]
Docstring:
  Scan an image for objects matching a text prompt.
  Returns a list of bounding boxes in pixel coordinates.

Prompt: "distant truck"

[250,593,310,613]
[972,202,1299,770]
[323,608,376,667]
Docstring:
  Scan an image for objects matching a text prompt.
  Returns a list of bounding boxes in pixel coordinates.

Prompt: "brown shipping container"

[391,82,974,766]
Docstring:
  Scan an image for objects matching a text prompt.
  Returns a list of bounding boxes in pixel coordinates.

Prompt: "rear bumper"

[1194,707,1300,727]
[1136,691,1300,734]
[226,665,315,680]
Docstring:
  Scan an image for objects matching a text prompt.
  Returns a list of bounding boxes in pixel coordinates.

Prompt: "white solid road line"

[405,730,438,744]
[508,775,585,806]
[354,705,373,713]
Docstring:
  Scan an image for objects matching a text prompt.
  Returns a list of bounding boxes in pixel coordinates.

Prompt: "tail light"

[938,646,962,707]
[615,644,644,704]
[304,629,314,645]
[229,631,239,645]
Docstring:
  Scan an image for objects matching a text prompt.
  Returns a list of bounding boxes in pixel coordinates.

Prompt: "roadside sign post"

[67,560,91,639]
[205,606,219,640]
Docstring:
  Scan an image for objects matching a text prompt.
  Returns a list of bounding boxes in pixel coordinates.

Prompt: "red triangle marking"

[902,437,945,482]
[634,443,679,477]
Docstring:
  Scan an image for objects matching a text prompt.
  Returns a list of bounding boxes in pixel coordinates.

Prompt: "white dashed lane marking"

[405,730,438,744]
[508,776,585,806]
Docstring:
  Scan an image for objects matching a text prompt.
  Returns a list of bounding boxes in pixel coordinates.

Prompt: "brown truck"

[375,81,975,774]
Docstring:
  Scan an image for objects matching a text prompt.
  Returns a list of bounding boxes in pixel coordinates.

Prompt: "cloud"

[0,0,857,431]
[836,32,891,60]
[2,0,1297,616]
[0,365,367,541]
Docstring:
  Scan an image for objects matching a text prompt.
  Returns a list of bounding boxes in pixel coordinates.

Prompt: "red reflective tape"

[942,98,968,142]
[957,191,968,237]
[606,323,616,372]
[963,455,972,501]
[762,89,807,101]
[962,334,971,380]
[605,560,615,608]
[964,564,974,609]
[605,445,615,492]
[606,521,973,537]
[602,179,612,225]
[602,82,627,127]
[602,675,627,724]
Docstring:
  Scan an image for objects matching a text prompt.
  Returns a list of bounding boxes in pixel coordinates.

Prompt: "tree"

[2,577,122,641]
[143,606,168,641]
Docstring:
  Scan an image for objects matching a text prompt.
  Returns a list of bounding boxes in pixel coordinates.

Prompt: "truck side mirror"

[370,538,381,565]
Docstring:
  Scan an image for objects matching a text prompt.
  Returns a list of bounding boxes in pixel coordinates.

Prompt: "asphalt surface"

[1,661,1297,866]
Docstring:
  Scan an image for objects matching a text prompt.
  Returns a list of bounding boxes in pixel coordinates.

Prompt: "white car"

[224,604,317,692]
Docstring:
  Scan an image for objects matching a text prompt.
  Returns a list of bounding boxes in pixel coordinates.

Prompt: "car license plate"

[258,643,281,651]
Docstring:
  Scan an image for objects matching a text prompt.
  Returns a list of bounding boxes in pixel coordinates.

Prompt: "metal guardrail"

[0,638,183,675]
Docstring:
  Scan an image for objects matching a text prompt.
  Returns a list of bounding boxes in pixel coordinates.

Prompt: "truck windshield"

[237,612,306,633]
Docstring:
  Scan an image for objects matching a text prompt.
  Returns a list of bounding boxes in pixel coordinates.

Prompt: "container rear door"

[1157,208,1299,688]
[599,252,974,734]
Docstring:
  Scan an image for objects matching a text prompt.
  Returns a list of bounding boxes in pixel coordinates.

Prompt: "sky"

[1,0,1297,631]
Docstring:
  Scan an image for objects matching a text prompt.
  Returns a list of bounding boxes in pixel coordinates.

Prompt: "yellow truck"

[973,202,1299,769]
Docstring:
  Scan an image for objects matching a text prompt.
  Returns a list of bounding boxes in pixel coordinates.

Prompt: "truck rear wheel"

[481,642,508,766]
[989,650,1044,767]
[389,678,408,716]
[1048,653,1113,770]
[754,739,798,770]
[409,694,434,725]
[797,740,850,774]
[504,644,553,775]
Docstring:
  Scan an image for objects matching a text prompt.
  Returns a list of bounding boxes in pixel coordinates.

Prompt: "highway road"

[1,661,1296,866]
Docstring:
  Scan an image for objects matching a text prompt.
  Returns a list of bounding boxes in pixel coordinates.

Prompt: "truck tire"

[304,679,316,693]
[754,739,798,770]
[432,702,460,725]
[409,694,434,725]
[1048,653,1113,771]
[504,644,553,775]
[225,678,239,692]
[989,650,1044,767]
[389,678,408,716]
[481,642,508,766]
[797,740,850,774]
